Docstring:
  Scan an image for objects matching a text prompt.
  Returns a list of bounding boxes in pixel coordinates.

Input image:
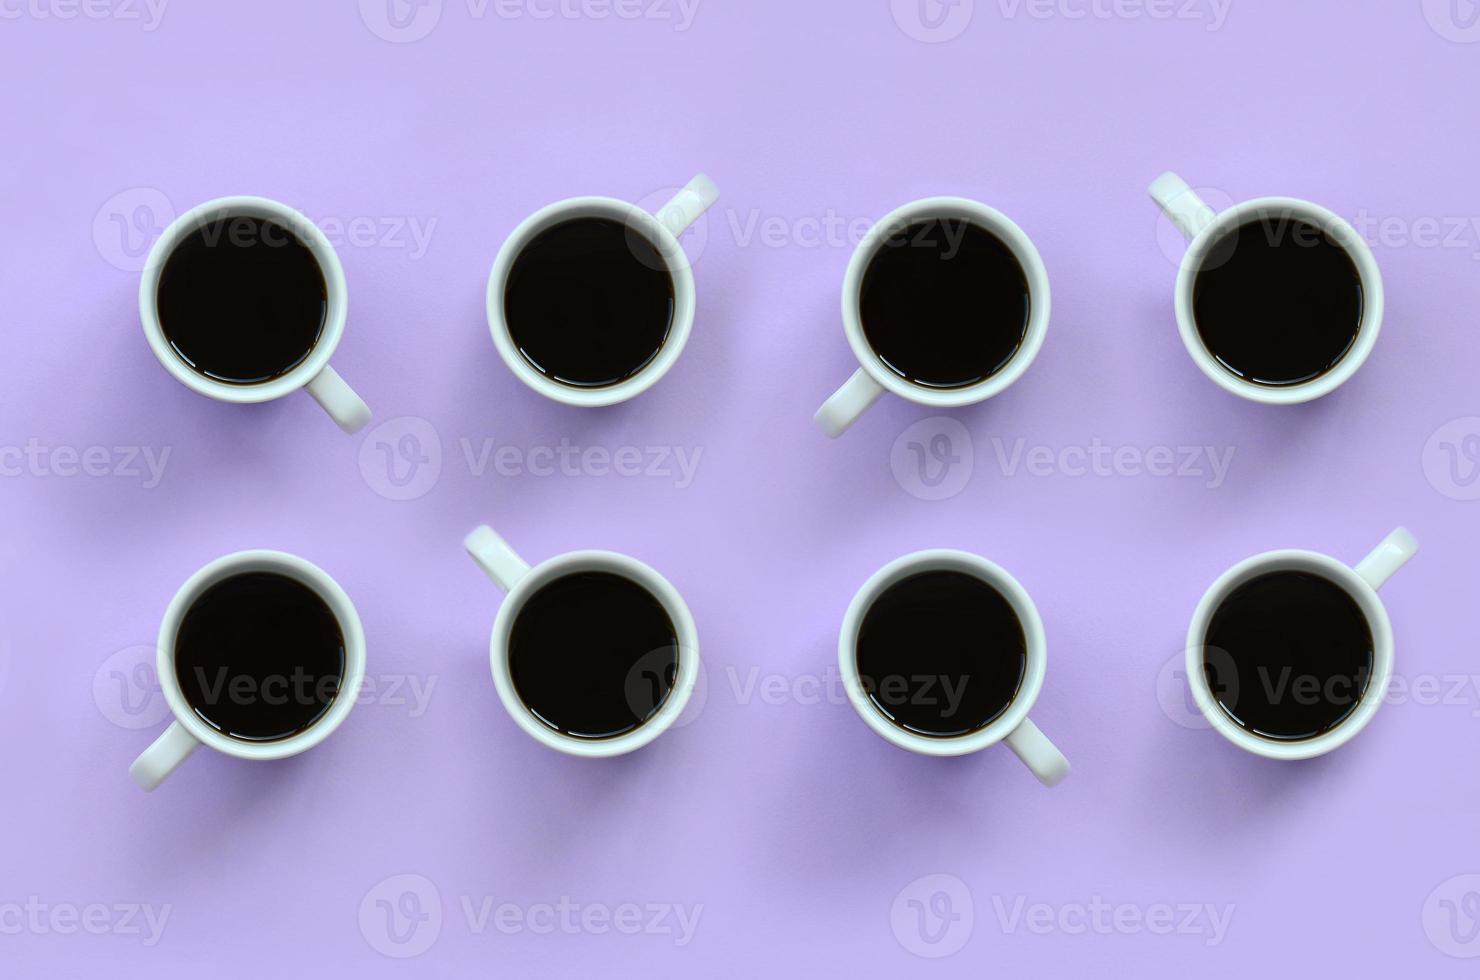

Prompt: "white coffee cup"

[486,175,720,408]
[813,197,1051,438]
[1149,172,1385,405]
[1184,527,1418,760]
[838,549,1069,786]
[129,550,367,791]
[464,525,700,757]
[139,196,372,433]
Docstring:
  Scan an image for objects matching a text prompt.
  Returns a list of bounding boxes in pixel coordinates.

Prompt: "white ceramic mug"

[838,549,1069,786]
[1149,172,1385,405]
[464,525,700,757]
[813,197,1051,438]
[486,175,720,408]
[1185,527,1418,760]
[129,550,367,791]
[140,196,372,433]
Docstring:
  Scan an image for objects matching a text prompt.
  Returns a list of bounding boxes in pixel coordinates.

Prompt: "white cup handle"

[465,526,531,592]
[1004,717,1070,787]
[654,174,720,239]
[814,368,886,438]
[306,365,371,433]
[129,721,200,792]
[1354,527,1420,591]
[1149,171,1218,242]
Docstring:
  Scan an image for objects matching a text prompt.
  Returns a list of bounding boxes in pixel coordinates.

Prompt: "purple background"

[3,0,1480,975]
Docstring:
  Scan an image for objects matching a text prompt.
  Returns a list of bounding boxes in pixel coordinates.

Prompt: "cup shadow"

[1137,716,1365,861]
[741,631,1023,895]
[117,745,324,886]
[460,726,687,893]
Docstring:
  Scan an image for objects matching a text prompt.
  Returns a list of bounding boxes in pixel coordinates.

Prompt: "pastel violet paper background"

[2,0,1480,975]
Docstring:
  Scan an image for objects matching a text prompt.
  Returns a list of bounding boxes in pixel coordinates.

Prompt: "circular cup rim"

[837,549,1047,757]
[488,549,700,757]
[155,549,367,761]
[138,195,349,404]
[485,196,698,408]
[1184,548,1395,760]
[1173,196,1385,406]
[839,196,1052,408]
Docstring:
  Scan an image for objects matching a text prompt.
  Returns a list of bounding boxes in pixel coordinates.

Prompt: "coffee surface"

[1203,570,1375,741]
[157,216,328,385]
[508,571,680,740]
[1192,217,1364,387]
[859,219,1031,389]
[503,217,676,388]
[175,572,346,742]
[855,570,1027,738]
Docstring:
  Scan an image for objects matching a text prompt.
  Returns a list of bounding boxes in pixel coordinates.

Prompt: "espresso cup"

[464,525,700,756]
[1149,172,1385,404]
[486,175,720,408]
[140,196,372,433]
[1185,527,1418,760]
[814,197,1051,438]
[129,550,367,791]
[838,549,1069,786]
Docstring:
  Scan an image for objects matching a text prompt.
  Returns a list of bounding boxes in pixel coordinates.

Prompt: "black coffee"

[508,571,679,740]
[175,572,346,742]
[156,216,328,385]
[503,217,676,388]
[855,570,1027,738]
[1203,570,1374,741]
[1192,217,1364,387]
[859,219,1031,390]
